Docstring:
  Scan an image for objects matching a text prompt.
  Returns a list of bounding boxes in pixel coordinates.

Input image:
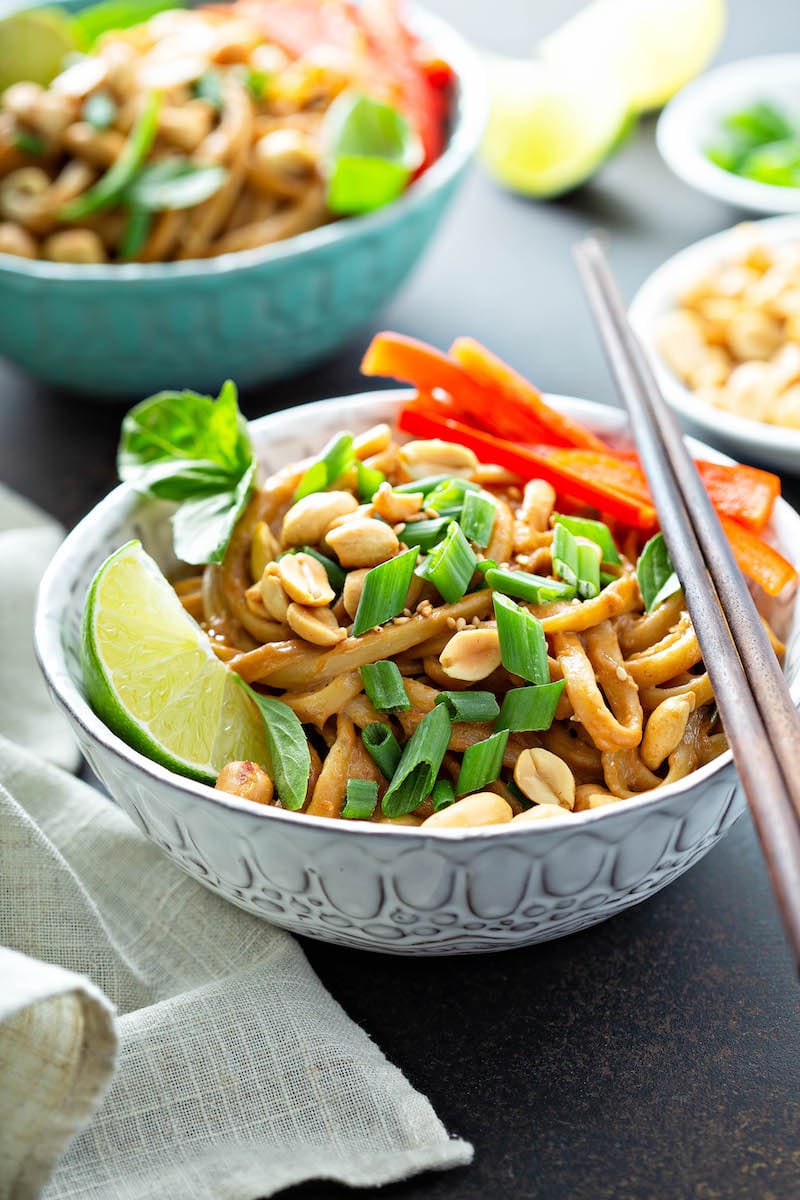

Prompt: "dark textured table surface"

[2,2,799,1197]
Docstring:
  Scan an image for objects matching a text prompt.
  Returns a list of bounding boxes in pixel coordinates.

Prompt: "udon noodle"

[174,424,767,829]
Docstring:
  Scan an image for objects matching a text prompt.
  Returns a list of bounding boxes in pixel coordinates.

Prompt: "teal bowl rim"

[0,3,487,283]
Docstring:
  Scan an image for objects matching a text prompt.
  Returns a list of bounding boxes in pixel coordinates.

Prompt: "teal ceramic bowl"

[0,4,485,397]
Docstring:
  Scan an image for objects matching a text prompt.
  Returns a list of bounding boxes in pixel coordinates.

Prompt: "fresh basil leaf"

[126,159,228,212]
[236,680,311,811]
[118,379,253,498]
[172,461,255,565]
[70,0,184,50]
[193,68,224,110]
[637,533,681,613]
[321,91,422,215]
[82,90,117,131]
[14,130,46,156]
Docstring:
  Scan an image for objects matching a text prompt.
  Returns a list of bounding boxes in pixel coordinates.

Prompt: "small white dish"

[629,213,800,472]
[656,54,800,215]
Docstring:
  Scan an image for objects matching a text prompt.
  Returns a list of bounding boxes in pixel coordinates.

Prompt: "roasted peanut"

[342,567,370,620]
[250,520,280,582]
[655,311,709,381]
[0,166,49,226]
[725,309,783,361]
[325,517,399,568]
[277,552,335,606]
[0,221,37,258]
[286,602,346,646]
[421,791,513,829]
[260,570,291,621]
[574,785,621,811]
[281,490,359,548]
[159,100,215,151]
[371,481,424,524]
[42,228,107,263]
[353,423,392,459]
[439,628,501,682]
[250,129,318,199]
[641,695,694,769]
[513,748,576,811]
[215,760,274,805]
[398,438,478,480]
[511,803,568,823]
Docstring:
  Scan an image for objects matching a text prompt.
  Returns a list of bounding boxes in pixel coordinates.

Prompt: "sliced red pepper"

[449,337,607,452]
[398,398,658,530]
[544,449,652,504]
[718,515,797,597]
[696,461,780,534]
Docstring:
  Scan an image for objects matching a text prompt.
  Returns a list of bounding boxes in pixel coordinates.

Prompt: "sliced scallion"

[352,545,418,637]
[460,490,497,547]
[293,432,355,501]
[382,703,451,817]
[553,514,621,564]
[362,722,402,779]
[61,90,161,219]
[576,540,602,600]
[432,778,455,812]
[553,521,579,588]
[418,521,477,604]
[455,729,509,796]
[485,567,574,605]
[394,474,452,494]
[425,476,480,518]
[356,460,384,501]
[496,682,565,732]
[398,516,449,551]
[493,593,549,684]
[341,778,379,819]
[360,661,410,713]
[434,690,500,722]
[119,205,151,259]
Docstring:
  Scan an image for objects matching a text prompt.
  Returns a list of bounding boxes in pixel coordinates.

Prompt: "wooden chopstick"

[574,234,800,971]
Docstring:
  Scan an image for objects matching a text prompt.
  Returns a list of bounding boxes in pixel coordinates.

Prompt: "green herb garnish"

[341,779,379,819]
[362,722,402,780]
[637,532,681,613]
[455,730,509,796]
[382,703,451,817]
[237,683,310,811]
[352,546,418,638]
[322,90,422,216]
[360,661,411,713]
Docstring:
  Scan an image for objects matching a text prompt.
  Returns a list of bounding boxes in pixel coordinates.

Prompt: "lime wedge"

[480,58,630,198]
[540,0,726,114]
[0,9,78,93]
[81,540,269,784]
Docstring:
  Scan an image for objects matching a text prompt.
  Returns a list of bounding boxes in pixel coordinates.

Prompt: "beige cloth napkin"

[0,487,473,1200]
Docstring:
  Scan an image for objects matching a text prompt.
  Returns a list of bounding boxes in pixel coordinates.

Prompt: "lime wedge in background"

[479,58,631,198]
[81,540,269,784]
[0,9,78,92]
[540,0,726,114]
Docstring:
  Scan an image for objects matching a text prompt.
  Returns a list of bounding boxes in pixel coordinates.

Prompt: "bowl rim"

[35,387,800,841]
[655,52,800,216]
[629,211,800,458]
[0,2,487,283]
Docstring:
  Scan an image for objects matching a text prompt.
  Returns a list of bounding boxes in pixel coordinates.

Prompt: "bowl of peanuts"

[35,388,800,954]
[629,215,800,472]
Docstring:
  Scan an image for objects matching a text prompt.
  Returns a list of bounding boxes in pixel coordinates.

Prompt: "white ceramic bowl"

[629,213,800,472]
[34,391,800,955]
[656,54,800,215]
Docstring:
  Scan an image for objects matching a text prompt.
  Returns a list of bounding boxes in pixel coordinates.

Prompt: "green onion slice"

[576,540,602,600]
[493,593,549,684]
[382,703,451,817]
[356,460,384,501]
[362,723,402,780]
[61,90,161,219]
[293,432,355,501]
[82,90,117,131]
[394,474,452,494]
[637,532,681,613]
[460,490,497,547]
[425,476,481,518]
[553,514,621,564]
[496,682,565,732]
[485,567,574,605]
[238,682,310,811]
[431,778,455,813]
[119,205,151,259]
[418,521,477,604]
[553,521,580,588]
[434,691,500,722]
[360,661,410,713]
[341,778,379,819]
[455,730,509,796]
[14,130,46,156]
[399,516,449,552]
[352,545,418,637]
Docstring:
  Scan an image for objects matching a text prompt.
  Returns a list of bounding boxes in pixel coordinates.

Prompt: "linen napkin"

[0,486,473,1200]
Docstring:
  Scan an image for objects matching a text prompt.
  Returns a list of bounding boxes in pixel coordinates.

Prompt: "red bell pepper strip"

[398,398,658,530]
[696,461,780,535]
[449,336,608,452]
[718,516,797,597]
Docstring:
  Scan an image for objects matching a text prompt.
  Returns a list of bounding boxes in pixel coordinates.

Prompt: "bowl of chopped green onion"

[657,54,800,215]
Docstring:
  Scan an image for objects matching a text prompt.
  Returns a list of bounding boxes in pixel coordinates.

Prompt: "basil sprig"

[118,380,256,565]
[237,681,310,811]
[321,90,422,216]
[637,533,682,612]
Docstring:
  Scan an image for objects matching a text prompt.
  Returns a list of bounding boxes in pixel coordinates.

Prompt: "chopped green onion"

[245,67,270,100]
[425,476,481,518]
[341,778,379,819]
[398,516,449,552]
[599,570,618,589]
[193,68,224,110]
[382,702,452,817]
[553,521,579,588]
[360,661,410,713]
[362,722,402,780]
[119,206,151,259]
[432,778,455,813]
[485,567,574,605]
[61,90,161,219]
[455,730,509,796]
[475,559,498,575]
[496,682,565,732]
[14,130,46,156]
[293,431,355,501]
[293,546,347,593]
[418,521,477,604]
[553,514,620,563]
[394,474,452,494]
[352,545,418,637]
[637,533,681,613]
[460,490,497,547]
[434,691,500,722]
[493,593,549,684]
[82,90,117,131]
[356,460,384,501]
[576,540,602,600]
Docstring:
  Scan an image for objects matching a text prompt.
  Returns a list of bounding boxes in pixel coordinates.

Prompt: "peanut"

[277,552,335,606]
[421,791,513,829]
[215,760,274,805]
[513,748,576,810]
[325,517,399,568]
[371,481,424,524]
[286,602,346,646]
[342,567,370,620]
[250,520,280,582]
[260,569,291,621]
[281,490,359,548]
[641,695,694,770]
[399,438,478,480]
[511,803,568,823]
[439,628,501,682]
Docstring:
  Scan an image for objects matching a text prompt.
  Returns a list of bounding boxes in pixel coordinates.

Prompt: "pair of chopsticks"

[574,235,800,973]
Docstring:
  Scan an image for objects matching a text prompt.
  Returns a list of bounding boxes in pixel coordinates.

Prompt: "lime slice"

[540,0,726,114]
[480,58,630,198]
[81,540,269,784]
[0,9,78,93]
